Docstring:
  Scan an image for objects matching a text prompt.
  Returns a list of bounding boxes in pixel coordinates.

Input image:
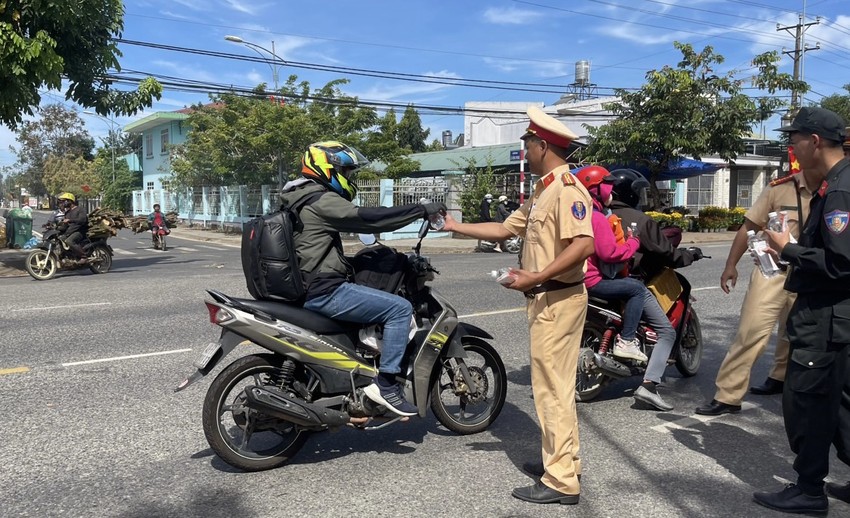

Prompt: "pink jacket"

[585,207,640,288]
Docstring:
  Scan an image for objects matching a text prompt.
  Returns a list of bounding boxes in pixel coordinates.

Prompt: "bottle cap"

[768,211,778,217]
[746,230,756,236]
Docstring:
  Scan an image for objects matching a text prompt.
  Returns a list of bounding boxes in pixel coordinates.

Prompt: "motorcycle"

[151,226,169,251]
[575,250,709,402]
[175,218,507,472]
[24,222,114,280]
[476,235,522,254]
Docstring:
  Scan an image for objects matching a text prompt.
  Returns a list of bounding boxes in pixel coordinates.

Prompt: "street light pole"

[84,111,117,182]
[225,35,288,188]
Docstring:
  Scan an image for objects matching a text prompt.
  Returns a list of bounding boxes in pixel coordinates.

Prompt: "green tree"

[42,155,99,199]
[456,157,500,222]
[12,104,94,196]
[584,42,807,208]
[0,0,161,129]
[397,104,430,152]
[819,84,850,126]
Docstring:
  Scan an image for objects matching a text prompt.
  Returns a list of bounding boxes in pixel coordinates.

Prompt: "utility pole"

[777,11,820,115]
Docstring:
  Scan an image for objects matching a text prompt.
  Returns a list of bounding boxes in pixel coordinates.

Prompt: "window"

[161,180,170,191]
[146,182,154,191]
[736,171,754,209]
[686,174,715,210]
[145,133,153,158]
[160,129,169,155]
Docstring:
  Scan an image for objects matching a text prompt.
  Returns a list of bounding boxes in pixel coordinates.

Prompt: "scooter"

[175,218,507,472]
[575,250,708,402]
[475,235,522,254]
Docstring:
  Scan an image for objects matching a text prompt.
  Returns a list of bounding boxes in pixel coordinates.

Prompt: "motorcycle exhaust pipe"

[243,386,351,429]
[593,353,632,379]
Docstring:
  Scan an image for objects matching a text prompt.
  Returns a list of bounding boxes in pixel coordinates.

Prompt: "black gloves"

[422,202,447,217]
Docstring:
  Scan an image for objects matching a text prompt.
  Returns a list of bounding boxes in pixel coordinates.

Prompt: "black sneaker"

[363,382,418,417]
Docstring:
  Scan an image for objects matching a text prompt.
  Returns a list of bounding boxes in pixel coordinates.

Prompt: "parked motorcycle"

[24,223,113,280]
[476,235,522,254]
[575,252,708,402]
[175,218,507,472]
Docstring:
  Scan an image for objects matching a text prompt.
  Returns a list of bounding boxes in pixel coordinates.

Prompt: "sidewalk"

[0,222,737,279]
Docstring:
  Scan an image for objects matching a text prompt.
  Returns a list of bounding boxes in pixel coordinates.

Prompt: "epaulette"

[561,173,575,186]
[769,174,799,187]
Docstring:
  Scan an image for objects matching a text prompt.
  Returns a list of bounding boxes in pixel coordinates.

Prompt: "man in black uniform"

[753,107,850,515]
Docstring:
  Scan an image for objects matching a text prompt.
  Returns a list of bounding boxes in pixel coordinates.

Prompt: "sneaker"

[613,336,648,362]
[363,382,418,417]
[634,383,674,411]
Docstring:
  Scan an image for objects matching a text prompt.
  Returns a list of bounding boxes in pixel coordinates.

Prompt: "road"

[1,239,848,518]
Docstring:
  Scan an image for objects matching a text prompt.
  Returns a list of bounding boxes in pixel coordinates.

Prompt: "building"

[123,109,190,191]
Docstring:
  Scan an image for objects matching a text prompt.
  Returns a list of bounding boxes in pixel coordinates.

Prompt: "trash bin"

[6,208,33,249]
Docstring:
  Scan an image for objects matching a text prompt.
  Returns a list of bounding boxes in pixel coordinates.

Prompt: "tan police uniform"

[504,166,593,495]
[713,174,813,406]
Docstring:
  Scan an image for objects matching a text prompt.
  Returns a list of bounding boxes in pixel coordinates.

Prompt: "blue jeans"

[303,283,413,375]
[588,278,646,340]
[640,291,676,384]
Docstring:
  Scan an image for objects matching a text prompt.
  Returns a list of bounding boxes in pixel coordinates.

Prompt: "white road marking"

[459,307,525,319]
[178,247,199,252]
[62,348,194,367]
[13,302,111,312]
[650,403,756,433]
[113,249,136,255]
[693,286,721,292]
[198,245,226,251]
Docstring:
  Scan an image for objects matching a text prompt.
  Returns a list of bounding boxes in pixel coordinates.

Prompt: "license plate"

[194,342,221,370]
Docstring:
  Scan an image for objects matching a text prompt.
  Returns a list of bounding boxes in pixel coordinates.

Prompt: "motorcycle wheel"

[202,354,310,472]
[159,233,167,252]
[25,250,57,281]
[88,246,112,274]
[675,310,702,377]
[430,338,506,434]
[575,323,607,402]
[504,237,522,254]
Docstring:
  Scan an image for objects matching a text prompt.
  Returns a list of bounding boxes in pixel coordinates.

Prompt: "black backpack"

[241,192,322,303]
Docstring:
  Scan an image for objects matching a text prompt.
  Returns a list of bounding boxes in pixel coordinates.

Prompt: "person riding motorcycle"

[280,141,446,417]
[57,192,88,261]
[607,169,703,279]
[575,166,677,411]
[148,203,170,247]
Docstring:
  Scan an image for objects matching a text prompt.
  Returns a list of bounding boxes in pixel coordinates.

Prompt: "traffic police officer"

[442,106,594,505]
[753,107,850,515]
[695,168,815,415]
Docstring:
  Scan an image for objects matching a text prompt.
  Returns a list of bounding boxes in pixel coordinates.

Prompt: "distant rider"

[57,192,88,261]
[148,204,170,247]
[280,141,446,417]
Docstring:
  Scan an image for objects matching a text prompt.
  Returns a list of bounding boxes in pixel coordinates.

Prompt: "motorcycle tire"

[430,338,506,434]
[88,246,112,274]
[674,310,702,377]
[575,323,607,402]
[159,234,167,252]
[202,354,310,472]
[504,237,522,254]
[25,250,57,281]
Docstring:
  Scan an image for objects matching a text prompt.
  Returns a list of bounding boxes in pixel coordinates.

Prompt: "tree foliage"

[42,155,99,199]
[584,42,807,208]
[13,104,94,196]
[819,84,850,126]
[397,104,430,152]
[456,157,501,222]
[170,78,422,187]
[0,0,162,129]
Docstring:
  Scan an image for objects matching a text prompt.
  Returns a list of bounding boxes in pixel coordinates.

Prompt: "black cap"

[777,107,848,143]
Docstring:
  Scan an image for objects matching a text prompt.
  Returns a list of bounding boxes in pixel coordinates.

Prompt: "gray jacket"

[280,180,426,299]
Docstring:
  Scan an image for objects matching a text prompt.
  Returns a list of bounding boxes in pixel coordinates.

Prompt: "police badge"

[825,209,849,235]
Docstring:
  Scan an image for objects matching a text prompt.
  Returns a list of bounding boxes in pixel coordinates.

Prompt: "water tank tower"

[575,60,590,85]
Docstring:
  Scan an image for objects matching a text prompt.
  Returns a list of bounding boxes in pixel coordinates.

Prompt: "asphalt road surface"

[1,239,848,518]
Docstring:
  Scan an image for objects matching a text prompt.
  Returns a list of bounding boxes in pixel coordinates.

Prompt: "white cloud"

[483,7,543,25]
[172,0,208,11]
[220,0,267,15]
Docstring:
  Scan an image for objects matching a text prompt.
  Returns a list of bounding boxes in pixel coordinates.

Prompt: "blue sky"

[3,0,849,168]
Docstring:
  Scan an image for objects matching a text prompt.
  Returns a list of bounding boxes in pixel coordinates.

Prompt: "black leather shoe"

[522,461,545,477]
[750,377,784,395]
[753,484,827,515]
[511,481,579,505]
[695,399,741,416]
[826,481,850,503]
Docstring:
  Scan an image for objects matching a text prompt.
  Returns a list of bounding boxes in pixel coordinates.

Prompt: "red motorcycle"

[152,226,169,251]
[575,265,705,402]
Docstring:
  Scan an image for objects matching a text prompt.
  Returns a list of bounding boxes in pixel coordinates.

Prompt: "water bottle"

[767,211,786,233]
[746,230,780,278]
[490,267,517,286]
[421,198,446,231]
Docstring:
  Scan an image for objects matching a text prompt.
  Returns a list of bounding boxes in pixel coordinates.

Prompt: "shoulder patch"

[769,174,798,187]
[825,210,849,235]
[561,173,575,186]
[571,200,587,220]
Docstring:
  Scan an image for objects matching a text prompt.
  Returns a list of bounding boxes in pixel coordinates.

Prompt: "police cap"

[776,107,848,143]
[521,106,578,150]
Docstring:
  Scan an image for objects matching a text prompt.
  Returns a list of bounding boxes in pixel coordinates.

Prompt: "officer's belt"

[525,279,584,299]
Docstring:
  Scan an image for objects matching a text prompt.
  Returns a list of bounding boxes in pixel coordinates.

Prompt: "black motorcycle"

[176,219,507,472]
[24,223,114,280]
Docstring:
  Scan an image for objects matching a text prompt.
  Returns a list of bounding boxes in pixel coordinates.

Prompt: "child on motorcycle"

[148,204,170,248]
[575,166,677,411]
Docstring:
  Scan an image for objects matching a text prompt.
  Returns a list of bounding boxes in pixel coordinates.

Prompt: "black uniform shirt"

[783,157,850,296]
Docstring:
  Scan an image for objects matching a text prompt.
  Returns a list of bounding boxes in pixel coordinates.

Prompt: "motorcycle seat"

[232,298,358,335]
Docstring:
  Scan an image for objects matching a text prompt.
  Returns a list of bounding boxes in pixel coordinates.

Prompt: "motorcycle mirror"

[358,233,377,246]
[417,218,429,240]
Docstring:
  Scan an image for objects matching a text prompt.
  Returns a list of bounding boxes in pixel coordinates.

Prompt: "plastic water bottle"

[421,198,446,230]
[490,267,517,286]
[767,211,786,233]
[746,230,780,278]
